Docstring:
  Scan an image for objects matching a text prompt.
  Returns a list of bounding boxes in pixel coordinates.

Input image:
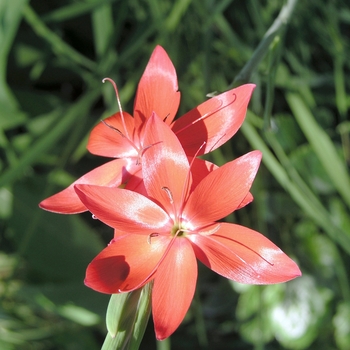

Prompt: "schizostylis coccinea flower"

[74,113,301,340]
[39,45,255,214]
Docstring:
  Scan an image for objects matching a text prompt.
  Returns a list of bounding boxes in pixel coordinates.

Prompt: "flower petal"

[125,168,147,196]
[189,157,218,192]
[237,192,254,209]
[39,159,138,214]
[189,223,301,284]
[134,46,180,132]
[85,234,168,293]
[142,113,189,214]
[152,238,197,340]
[184,151,262,226]
[172,84,255,156]
[87,112,137,158]
[74,184,171,233]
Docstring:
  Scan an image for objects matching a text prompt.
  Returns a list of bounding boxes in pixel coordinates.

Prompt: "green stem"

[232,0,299,86]
[157,337,171,350]
[23,4,97,72]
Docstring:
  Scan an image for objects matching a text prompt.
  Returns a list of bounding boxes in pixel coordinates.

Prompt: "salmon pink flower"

[39,45,255,214]
[74,114,301,340]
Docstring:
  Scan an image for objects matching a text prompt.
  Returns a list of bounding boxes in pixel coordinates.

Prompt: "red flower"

[74,114,301,340]
[39,45,255,214]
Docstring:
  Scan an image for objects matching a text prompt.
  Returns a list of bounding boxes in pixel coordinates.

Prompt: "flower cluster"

[40,46,301,340]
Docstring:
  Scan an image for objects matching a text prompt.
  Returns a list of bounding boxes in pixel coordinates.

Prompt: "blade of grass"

[263,35,284,130]
[0,89,100,188]
[202,0,234,32]
[165,0,192,32]
[232,0,299,86]
[42,0,116,23]
[326,2,347,120]
[0,0,29,112]
[92,2,114,58]
[334,55,347,120]
[92,2,118,105]
[23,4,97,72]
[286,92,350,209]
[241,114,350,254]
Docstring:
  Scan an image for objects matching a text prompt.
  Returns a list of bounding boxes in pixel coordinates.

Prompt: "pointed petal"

[131,157,218,204]
[184,151,262,226]
[134,46,180,131]
[237,192,254,209]
[39,159,138,214]
[142,113,189,214]
[87,112,137,158]
[189,223,301,284]
[189,157,218,192]
[85,234,169,293]
[153,238,197,340]
[125,168,147,196]
[172,84,255,156]
[75,184,171,233]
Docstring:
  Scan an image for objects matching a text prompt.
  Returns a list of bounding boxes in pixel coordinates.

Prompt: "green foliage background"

[1,0,350,349]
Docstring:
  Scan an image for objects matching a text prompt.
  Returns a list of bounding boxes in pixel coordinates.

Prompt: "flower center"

[171,223,187,237]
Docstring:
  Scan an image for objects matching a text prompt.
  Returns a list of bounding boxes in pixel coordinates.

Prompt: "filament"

[102,78,131,140]
[174,93,237,135]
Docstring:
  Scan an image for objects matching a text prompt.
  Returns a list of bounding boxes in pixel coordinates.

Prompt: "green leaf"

[127,282,152,350]
[23,4,97,72]
[42,0,116,23]
[269,276,333,349]
[0,0,29,107]
[333,301,350,350]
[286,92,350,208]
[106,292,141,338]
[290,145,335,195]
[241,115,350,254]
[0,89,99,188]
[58,304,100,326]
[102,283,152,350]
[9,176,104,282]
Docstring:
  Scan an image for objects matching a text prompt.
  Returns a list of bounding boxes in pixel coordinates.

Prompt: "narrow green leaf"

[334,55,347,119]
[58,304,100,326]
[23,4,97,72]
[0,0,30,114]
[241,115,350,253]
[42,0,116,23]
[92,2,114,57]
[127,282,153,350]
[103,283,152,350]
[165,0,192,32]
[286,92,350,208]
[333,301,350,350]
[232,0,299,85]
[102,331,128,350]
[106,291,141,338]
[0,89,100,188]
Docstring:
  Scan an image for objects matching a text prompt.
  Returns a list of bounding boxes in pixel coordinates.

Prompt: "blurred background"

[1,0,350,349]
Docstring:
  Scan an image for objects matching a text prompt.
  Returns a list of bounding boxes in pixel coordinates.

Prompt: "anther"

[147,232,159,244]
[140,144,154,156]
[161,187,174,204]
[163,113,170,122]
[101,120,124,137]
